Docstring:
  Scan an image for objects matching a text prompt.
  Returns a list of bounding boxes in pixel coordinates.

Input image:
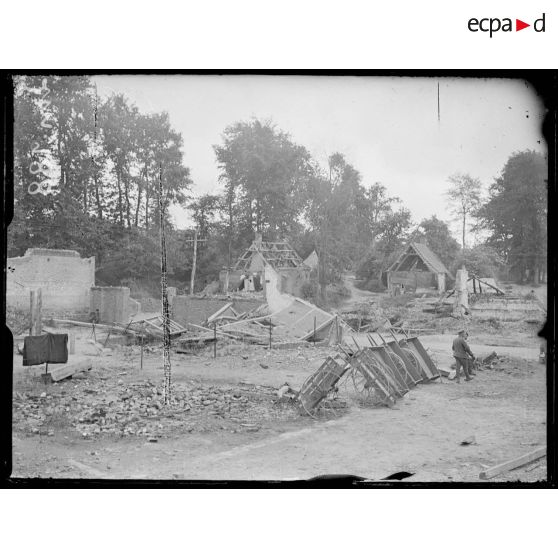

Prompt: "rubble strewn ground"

[13,371,301,440]
[10,278,547,482]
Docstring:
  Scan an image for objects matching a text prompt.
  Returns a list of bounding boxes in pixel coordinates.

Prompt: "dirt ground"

[11,328,546,482]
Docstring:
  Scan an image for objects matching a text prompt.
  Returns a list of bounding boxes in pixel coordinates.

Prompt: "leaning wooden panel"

[364,347,410,395]
[398,339,436,380]
[406,337,440,380]
[349,351,398,406]
[387,340,423,384]
[377,344,416,389]
[356,350,405,398]
[298,356,347,413]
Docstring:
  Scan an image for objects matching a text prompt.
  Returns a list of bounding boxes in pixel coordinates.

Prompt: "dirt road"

[11,337,546,482]
[334,274,375,311]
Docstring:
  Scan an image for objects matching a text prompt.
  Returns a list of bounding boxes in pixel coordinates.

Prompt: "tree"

[445,173,482,250]
[302,153,367,299]
[452,245,504,278]
[477,150,547,283]
[188,194,221,238]
[355,183,412,283]
[11,75,193,295]
[415,215,461,268]
[214,118,312,246]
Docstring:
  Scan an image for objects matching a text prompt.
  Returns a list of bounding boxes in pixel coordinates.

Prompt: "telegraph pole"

[158,164,172,404]
[185,229,207,294]
[190,229,198,295]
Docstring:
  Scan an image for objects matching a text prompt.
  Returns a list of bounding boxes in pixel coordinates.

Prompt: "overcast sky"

[93,75,546,241]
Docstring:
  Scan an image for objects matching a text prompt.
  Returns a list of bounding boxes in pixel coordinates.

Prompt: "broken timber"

[130,316,187,337]
[479,447,546,480]
[298,356,348,416]
[399,337,440,381]
[49,358,93,382]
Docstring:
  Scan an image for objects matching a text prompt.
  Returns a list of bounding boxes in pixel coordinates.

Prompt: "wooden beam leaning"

[354,349,402,398]
[348,350,397,407]
[364,347,409,395]
[479,447,546,480]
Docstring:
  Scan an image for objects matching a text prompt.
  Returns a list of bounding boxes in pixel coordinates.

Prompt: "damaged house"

[387,242,453,294]
[219,233,310,298]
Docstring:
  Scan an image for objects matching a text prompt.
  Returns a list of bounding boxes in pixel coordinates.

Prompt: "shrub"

[300,280,319,301]
[356,278,384,292]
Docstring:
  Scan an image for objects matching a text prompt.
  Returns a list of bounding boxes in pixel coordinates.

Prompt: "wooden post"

[335,315,339,344]
[213,322,217,358]
[190,228,198,295]
[140,325,144,370]
[69,332,75,355]
[313,316,317,346]
[269,321,272,350]
[30,288,42,336]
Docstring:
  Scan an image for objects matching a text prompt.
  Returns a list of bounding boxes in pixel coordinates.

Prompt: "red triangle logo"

[516,19,530,31]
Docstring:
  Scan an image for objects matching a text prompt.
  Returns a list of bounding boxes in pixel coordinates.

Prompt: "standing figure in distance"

[452,330,475,383]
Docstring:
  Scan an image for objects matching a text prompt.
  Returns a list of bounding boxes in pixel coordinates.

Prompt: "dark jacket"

[452,336,474,359]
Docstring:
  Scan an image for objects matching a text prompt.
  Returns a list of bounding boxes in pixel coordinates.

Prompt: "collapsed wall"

[7,249,95,313]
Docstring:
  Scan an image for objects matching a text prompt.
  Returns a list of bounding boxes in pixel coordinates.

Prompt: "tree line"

[10,75,548,298]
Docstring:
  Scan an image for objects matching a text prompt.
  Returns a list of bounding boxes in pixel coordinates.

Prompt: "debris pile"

[13,376,300,439]
[297,332,441,416]
[339,301,389,333]
[7,306,31,336]
[159,296,353,348]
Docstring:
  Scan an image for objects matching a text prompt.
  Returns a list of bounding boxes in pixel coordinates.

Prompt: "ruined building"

[7,249,95,313]
[219,233,310,298]
[387,242,453,294]
[7,248,139,323]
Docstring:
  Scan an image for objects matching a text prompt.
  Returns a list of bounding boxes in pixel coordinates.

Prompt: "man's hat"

[457,329,466,335]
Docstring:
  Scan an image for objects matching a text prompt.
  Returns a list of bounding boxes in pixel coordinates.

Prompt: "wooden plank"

[299,315,336,341]
[349,351,397,405]
[222,327,268,339]
[50,358,93,382]
[207,302,234,323]
[374,345,414,390]
[406,337,440,379]
[51,319,129,332]
[187,323,243,341]
[470,275,505,295]
[387,341,422,383]
[143,319,165,332]
[217,314,274,329]
[298,357,347,412]
[479,447,546,480]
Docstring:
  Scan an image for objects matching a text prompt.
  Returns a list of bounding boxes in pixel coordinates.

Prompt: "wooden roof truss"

[233,240,306,271]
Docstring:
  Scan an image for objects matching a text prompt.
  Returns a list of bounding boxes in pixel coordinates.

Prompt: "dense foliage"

[476,150,547,284]
[11,76,546,296]
[11,76,192,292]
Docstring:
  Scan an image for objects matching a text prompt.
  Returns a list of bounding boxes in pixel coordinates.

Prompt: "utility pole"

[184,229,207,295]
[190,229,198,295]
[158,164,172,405]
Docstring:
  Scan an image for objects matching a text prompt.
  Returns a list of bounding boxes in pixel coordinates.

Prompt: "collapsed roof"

[233,236,307,272]
[388,242,453,277]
